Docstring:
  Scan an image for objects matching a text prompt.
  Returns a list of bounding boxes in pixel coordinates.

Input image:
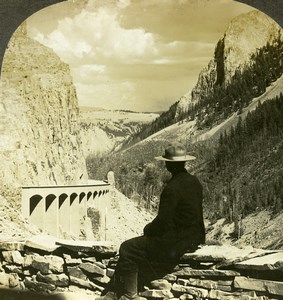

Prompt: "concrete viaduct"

[21,182,111,238]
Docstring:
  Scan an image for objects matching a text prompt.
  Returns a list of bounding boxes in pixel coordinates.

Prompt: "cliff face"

[192,10,282,101]
[79,108,159,157]
[158,11,283,131]
[0,22,88,204]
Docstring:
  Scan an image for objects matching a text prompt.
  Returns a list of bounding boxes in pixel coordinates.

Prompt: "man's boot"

[119,272,145,300]
[95,275,119,300]
[95,291,117,300]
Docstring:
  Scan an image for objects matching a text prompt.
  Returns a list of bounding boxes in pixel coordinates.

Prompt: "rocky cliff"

[191,10,282,101]
[80,107,158,157]
[134,10,283,141]
[0,22,88,207]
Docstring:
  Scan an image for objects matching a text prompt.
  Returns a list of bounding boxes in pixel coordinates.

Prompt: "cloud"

[71,60,205,112]
[72,64,107,84]
[27,0,253,111]
[117,0,131,9]
[153,40,215,64]
[32,6,158,65]
[74,80,137,110]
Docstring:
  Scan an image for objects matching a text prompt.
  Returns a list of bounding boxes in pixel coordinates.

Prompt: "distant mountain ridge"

[79,108,159,157]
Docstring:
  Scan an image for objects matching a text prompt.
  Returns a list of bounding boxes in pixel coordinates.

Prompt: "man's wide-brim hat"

[155,142,196,161]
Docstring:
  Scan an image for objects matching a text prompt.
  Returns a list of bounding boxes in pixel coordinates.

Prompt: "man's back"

[167,171,205,245]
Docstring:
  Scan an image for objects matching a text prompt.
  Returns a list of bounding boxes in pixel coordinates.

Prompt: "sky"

[26,0,254,112]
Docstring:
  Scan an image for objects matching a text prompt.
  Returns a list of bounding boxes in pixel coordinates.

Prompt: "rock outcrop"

[79,108,159,157]
[131,10,283,142]
[191,10,283,101]
[0,238,283,300]
[0,22,88,207]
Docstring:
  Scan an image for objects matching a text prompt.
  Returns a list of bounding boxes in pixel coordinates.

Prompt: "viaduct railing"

[21,181,111,238]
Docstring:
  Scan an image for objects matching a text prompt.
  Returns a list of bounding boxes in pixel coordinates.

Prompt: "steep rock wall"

[0,22,88,206]
[191,10,283,101]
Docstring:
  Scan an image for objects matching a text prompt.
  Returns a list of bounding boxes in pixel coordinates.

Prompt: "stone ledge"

[234,276,283,296]
[0,241,282,299]
[235,252,283,271]
[173,268,241,277]
[20,234,118,255]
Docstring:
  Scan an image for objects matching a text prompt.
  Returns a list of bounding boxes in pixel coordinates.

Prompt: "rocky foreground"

[0,235,283,300]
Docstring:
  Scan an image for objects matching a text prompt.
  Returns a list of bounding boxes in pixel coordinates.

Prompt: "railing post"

[58,193,70,238]
[70,193,80,237]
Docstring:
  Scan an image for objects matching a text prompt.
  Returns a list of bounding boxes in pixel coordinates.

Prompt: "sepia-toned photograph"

[0,0,282,299]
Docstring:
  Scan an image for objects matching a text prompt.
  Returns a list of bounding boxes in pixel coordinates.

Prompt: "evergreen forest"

[203,93,283,223]
[88,93,283,228]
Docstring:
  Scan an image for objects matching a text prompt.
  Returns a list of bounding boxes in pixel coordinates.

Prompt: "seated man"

[97,142,205,300]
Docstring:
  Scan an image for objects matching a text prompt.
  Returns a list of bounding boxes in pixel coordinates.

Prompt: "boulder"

[2,250,24,265]
[177,278,218,289]
[24,277,56,293]
[31,258,50,275]
[63,253,82,265]
[36,272,69,287]
[82,257,97,263]
[69,276,104,292]
[234,276,283,296]
[163,274,177,282]
[140,289,174,299]
[179,295,194,300]
[208,289,258,300]
[79,262,105,276]
[172,283,209,298]
[8,273,20,288]
[0,273,10,287]
[150,279,172,290]
[91,274,111,285]
[67,266,87,280]
[4,264,22,274]
[27,254,64,274]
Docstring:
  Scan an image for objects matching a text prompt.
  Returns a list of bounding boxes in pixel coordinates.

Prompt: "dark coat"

[143,169,205,262]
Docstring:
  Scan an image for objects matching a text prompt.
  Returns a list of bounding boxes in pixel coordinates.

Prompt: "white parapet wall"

[21,181,111,238]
